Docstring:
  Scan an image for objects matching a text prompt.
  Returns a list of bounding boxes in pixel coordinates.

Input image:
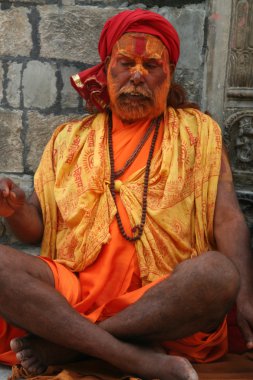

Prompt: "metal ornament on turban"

[70,9,180,112]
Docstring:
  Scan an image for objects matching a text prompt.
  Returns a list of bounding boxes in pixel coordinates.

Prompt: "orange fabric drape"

[0,108,226,370]
[34,107,222,283]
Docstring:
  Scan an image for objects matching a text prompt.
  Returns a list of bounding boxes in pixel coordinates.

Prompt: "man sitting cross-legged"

[0,9,252,380]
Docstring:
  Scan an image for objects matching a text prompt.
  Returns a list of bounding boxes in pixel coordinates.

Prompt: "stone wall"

[2,0,251,248]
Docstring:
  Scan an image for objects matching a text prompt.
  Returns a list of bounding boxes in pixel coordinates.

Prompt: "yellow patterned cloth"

[34,107,222,283]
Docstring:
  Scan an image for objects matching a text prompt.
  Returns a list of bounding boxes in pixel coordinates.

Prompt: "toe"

[26,360,47,376]
[10,336,30,353]
[10,338,23,353]
[16,348,34,362]
[21,356,38,372]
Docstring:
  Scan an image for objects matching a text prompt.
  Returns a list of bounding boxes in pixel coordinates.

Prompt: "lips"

[119,92,151,101]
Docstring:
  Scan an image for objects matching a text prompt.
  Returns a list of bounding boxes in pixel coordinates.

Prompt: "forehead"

[112,33,167,59]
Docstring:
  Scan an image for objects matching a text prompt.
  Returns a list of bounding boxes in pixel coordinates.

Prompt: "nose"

[130,68,144,85]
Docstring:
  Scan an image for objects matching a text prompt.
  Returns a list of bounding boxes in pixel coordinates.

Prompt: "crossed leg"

[100,250,240,341]
[0,245,240,380]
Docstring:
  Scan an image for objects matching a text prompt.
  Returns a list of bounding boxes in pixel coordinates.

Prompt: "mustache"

[118,85,153,99]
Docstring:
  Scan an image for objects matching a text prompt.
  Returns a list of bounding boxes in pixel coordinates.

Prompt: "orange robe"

[0,108,226,367]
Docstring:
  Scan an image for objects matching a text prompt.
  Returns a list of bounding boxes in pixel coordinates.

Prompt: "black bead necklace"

[108,112,162,242]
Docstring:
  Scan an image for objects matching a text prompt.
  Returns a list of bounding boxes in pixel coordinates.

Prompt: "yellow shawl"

[34,107,222,284]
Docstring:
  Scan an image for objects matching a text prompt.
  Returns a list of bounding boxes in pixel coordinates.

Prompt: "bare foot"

[149,354,198,380]
[11,335,198,380]
[10,335,83,375]
[128,345,199,380]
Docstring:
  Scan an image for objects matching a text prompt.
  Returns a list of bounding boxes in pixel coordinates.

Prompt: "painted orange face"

[107,33,173,123]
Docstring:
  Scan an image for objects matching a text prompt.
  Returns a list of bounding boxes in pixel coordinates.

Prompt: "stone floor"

[0,366,12,379]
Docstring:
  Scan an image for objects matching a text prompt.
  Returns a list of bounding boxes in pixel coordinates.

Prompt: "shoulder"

[166,107,222,156]
[51,112,106,146]
[170,106,216,124]
[168,107,221,135]
[53,113,96,139]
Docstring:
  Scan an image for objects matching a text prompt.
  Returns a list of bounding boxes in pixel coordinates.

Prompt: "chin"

[112,101,156,123]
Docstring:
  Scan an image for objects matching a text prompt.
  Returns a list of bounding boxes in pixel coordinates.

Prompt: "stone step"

[0,365,12,379]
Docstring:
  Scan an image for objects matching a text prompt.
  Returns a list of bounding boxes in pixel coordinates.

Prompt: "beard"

[107,74,170,123]
[116,86,155,122]
[108,82,154,122]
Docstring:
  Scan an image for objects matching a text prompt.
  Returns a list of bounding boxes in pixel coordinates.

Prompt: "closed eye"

[118,58,135,67]
[143,59,161,69]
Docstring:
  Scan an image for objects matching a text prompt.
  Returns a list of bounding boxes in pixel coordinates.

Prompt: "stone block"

[0,63,3,104]
[0,109,23,172]
[6,62,22,108]
[23,61,57,109]
[128,3,147,9]
[8,0,56,3]
[26,111,83,172]
[157,5,206,70]
[62,0,75,5]
[0,8,32,57]
[39,6,119,63]
[76,0,124,4]
[129,0,205,6]
[61,65,82,108]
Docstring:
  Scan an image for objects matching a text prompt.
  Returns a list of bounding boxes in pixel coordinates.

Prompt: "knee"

[176,251,240,315]
[202,251,240,300]
[202,251,240,313]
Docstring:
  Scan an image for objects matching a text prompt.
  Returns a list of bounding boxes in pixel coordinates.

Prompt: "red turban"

[71,9,180,111]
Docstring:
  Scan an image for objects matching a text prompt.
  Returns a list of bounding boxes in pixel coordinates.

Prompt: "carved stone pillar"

[205,0,253,244]
[224,0,253,241]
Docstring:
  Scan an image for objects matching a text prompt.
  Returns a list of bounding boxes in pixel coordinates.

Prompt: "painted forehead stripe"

[135,35,146,55]
[115,34,166,59]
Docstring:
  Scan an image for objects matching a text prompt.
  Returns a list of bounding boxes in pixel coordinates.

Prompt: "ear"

[169,64,175,76]
[104,56,111,74]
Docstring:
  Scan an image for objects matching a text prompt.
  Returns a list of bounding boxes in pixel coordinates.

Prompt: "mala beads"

[108,112,162,241]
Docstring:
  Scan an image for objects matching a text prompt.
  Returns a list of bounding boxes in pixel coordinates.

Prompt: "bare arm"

[214,146,253,348]
[0,178,44,244]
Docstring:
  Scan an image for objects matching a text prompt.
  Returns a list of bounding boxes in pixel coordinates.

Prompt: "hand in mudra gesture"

[0,178,26,217]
